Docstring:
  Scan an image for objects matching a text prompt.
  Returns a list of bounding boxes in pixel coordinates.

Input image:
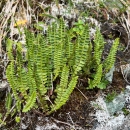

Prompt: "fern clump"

[6,18,119,115]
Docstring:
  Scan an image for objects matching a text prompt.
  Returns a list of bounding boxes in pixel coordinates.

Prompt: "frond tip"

[22,91,37,112]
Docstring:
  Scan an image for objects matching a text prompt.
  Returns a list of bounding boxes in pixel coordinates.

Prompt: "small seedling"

[15,116,21,123]
[92,103,103,110]
[122,108,129,115]
[0,113,6,127]
[106,91,117,103]
[97,79,109,89]
[73,20,84,35]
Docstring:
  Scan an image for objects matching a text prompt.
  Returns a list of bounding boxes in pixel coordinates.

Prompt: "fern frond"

[93,28,105,65]
[83,43,93,74]
[50,75,78,114]
[103,38,119,73]
[45,23,59,86]
[60,65,69,89]
[55,65,69,96]
[5,93,12,113]
[88,64,103,89]
[45,46,54,88]
[74,24,90,74]
[65,30,75,67]
[22,91,37,112]
[38,34,51,88]
[16,100,22,112]
[47,22,57,45]
[53,19,66,79]
[6,39,14,60]
[34,62,47,96]
[46,23,57,82]
[25,29,36,67]
[15,42,29,98]
[17,68,28,99]
[54,43,64,79]
[57,18,66,42]
[6,62,19,100]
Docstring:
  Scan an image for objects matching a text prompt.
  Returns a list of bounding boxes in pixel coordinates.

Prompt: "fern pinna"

[6,18,119,115]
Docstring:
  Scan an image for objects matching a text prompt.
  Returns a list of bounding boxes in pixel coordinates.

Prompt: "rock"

[0,81,8,99]
[91,86,130,130]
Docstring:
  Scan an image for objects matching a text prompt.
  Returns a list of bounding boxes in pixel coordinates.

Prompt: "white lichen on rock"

[91,96,125,130]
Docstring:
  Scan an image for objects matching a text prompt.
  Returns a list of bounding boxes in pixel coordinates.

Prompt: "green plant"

[88,29,119,89]
[73,20,84,35]
[15,116,21,123]
[6,18,119,116]
[0,113,5,125]
[105,91,117,102]
[122,108,129,115]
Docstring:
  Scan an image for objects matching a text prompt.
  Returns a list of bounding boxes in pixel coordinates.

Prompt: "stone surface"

[91,86,130,130]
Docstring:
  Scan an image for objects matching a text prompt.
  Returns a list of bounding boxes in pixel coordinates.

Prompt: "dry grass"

[0,0,36,55]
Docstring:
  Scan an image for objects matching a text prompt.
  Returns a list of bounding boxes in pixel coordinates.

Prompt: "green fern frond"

[60,65,69,89]
[14,42,28,98]
[54,65,69,101]
[22,91,37,112]
[17,69,28,99]
[6,62,19,100]
[54,43,64,79]
[37,39,48,86]
[46,23,58,80]
[53,19,66,79]
[16,42,23,63]
[34,62,47,96]
[50,75,78,114]
[74,24,90,74]
[16,100,22,112]
[46,47,54,88]
[65,31,74,66]
[103,38,119,73]
[84,43,93,74]
[88,64,103,89]
[35,34,47,81]
[5,93,12,113]
[47,22,57,45]
[57,18,66,42]
[93,28,106,65]
[6,39,14,60]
